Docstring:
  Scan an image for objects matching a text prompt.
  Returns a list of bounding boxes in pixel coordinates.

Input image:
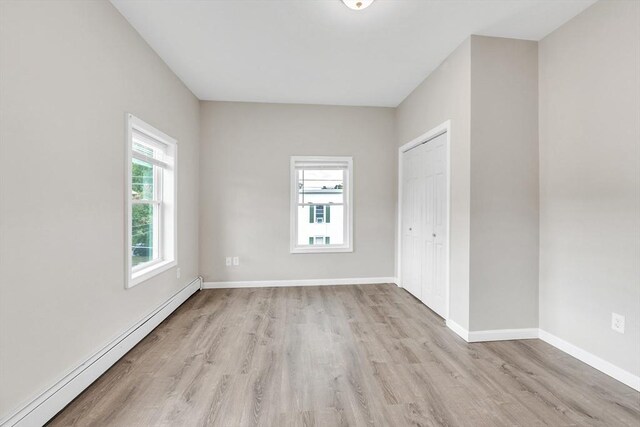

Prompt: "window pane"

[132,203,157,266]
[132,159,155,200]
[297,204,344,246]
[315,205,324,223]
[297,169,344,204]
[133,141,155,158]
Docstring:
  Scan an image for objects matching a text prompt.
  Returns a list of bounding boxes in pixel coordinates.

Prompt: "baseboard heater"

[0,277,202,427]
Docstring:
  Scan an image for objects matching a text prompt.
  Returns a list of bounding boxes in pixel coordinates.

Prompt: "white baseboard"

[202,276,397,289]
[447,321,538,343]
[538,329,640,392]
[468,328,539,342]
[444,321,639,392]
[0,277,202,427]
[446,319,469,341]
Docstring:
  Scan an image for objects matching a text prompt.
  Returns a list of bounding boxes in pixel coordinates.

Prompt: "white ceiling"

[111,0,596,107]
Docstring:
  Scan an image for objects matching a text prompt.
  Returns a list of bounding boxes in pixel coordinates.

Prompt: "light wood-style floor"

[49,284,640,426]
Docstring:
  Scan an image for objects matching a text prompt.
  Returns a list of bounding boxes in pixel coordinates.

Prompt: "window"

[309,236,331,245]
[126,114,177,288]
[290,156,353,253]
[314,205,325,223]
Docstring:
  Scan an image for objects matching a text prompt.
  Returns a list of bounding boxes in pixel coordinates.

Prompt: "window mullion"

[132,200,161,205]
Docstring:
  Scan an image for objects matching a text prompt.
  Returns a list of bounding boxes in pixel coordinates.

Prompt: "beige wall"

[395,39,471,329]
[199,101,396,282]
[469,36,539,331]
[539,0,640,376]
[0,0,200,417]
[395,36,540,332]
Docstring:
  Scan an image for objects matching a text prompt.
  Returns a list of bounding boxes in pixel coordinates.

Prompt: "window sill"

[290,246,353,254]
[127,259,176,288]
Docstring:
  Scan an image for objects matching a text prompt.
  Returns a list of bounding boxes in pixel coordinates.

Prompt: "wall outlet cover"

[233,256,240,266]
[176,267,181,279]
[225,257,232,267]
[611,313,625,334]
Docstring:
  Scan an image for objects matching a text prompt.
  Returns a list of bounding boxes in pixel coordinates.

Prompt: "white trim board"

[445,321,538,343]
[538,329,640,392]
[468,328,539,342]
[444,322,640,392]
[203,277,397,289]
[0,277,202,427]
[445,319,469,341]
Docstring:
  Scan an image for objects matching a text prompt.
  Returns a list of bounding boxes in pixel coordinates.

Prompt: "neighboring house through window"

[290,156,353,253]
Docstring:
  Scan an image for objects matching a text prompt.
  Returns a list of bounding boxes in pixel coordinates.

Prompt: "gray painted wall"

[395,38,472,329]
[539,0,640,376]
[469,36,539,331]
[199,101,396,283]
[0,0,200,417]
[396,36,540,332]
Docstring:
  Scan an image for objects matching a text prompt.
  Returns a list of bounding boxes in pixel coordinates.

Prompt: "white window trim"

[290,156,353,254]
[125,114,178,288]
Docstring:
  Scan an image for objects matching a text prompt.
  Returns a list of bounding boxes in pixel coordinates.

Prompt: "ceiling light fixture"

[341,0,374,11]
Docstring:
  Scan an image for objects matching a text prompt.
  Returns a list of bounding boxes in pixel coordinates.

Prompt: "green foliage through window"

[131,159,155,267]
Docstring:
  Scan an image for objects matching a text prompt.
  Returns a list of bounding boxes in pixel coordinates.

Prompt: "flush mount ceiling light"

[341,0,374,11]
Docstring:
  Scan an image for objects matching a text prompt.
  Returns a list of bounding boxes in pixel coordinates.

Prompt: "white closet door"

[421,143,436,310]
[421,133,447,318]
[401,149,422,300]
[401,132,448,318]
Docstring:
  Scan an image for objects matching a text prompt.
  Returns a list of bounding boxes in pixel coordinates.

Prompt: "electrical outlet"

[225,257,232,267]
[612,313,625,334]
[176,267,181,279]
[233,256,240,266]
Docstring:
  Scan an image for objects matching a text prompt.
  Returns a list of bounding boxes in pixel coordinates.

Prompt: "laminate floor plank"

[48,284,640,426]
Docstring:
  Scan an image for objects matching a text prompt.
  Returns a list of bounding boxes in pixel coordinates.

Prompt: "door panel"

[401,152,421,299]
[401,132,448,319]
[430,139,447,317]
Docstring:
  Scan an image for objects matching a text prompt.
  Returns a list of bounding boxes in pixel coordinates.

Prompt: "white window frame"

[125,114,178,288]
[290,156,353,254]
